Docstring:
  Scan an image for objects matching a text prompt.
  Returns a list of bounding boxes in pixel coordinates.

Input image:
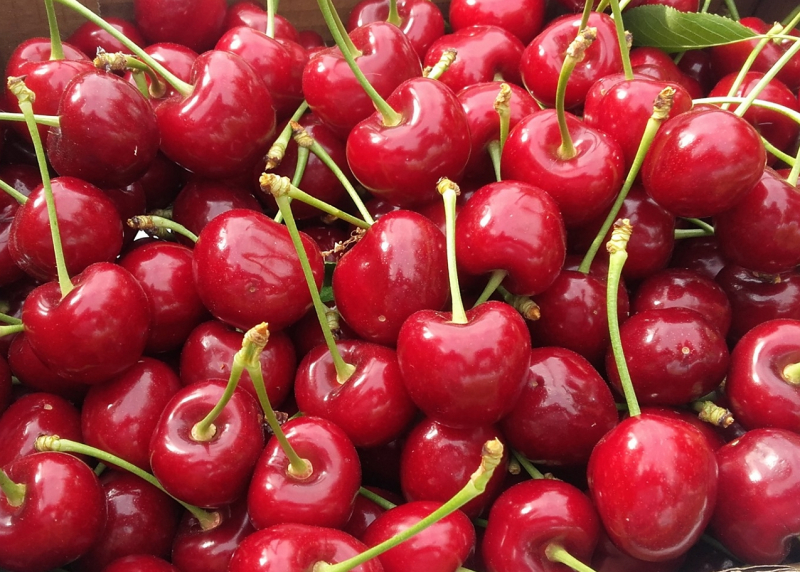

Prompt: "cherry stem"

[694,96,800,127]
[0,112,60,127]
[315,0,402,126]
[606,219,640,417]
[784,6,800,28]
[424,49,457,80]
[261,174,370,230]
[607,0,634,80]
[290,122,375,225]
[0,324,25,337]
[487,141,503,182]
[555,28,597,160]
[578,86,674,274]
[0,313,22,326]
[579,0,594,30]
[731,37,800,118]
[788,144,800,188]
[473,269,507,307]
[130,70,150,99]
[51,0,193,97]
[762,137,796,167]
[192,324,269,441]
[127,215,199,242]
[387,0,402,26]
[94,52,167,99]
[0,468,26,507]
[274,143,310,224]
[266,0,276,38]
[265,100,310,170]
[723,0,739,20]
[545,544,598,572]
[720,22,782,111]
[511,448,546,480]
[34,435,220,530]
[268,179,357,385]
[782,362,800,385]
[495,83,511,152]
[327,0,361,57]
[0,179,28,205]
[498,286,541,321]
[674,228,713,239]
[44,0,64,61]
[693,400,735,427]
[438,178,468,325]
[313,439,505,572]
[359,487,397,510]
[10,77,74,298]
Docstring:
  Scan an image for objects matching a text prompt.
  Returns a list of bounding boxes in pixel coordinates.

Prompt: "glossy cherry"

[66,16,146,58]
[641,106,766,218]
[222,2,301,43]
[332,210,448,345]
[247,416,361,530]
[7,333,90,402]
[501,347,618,467]
[22,261,151,385]
[192,208,324,332]
[587,413,718,562]
[134,0,227,52]
[294,340,417,448]
[397,300,530,428]
[81,357,183,471]
[449,0,545,44]
[0,451,106,572]
[102,554,181,572]
[123,42,199,106]
[708,428,800,564]
[149,378,265,508]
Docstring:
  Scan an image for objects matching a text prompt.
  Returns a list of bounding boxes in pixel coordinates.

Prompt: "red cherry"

[66,16,147,58]
[347,0,446,59]
[449,0,546,44]
[101,554,181,572]
[7,333,90,403]
[222,2,301,44]
[134,0,227,53]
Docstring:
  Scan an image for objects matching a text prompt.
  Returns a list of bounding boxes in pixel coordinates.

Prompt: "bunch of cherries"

[1,0,800,570]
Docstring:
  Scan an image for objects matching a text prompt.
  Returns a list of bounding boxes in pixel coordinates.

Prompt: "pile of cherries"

[1,0,800,570]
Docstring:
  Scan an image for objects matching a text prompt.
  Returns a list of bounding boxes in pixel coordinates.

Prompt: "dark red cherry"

[449,0,546,44]
[134,0,227,52]
[102,554,181,572]
[67,17,147,58]
[223,2,301,44]
[7,334,90,403]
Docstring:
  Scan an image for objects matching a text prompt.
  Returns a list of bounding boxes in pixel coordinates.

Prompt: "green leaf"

[625,5,758,52]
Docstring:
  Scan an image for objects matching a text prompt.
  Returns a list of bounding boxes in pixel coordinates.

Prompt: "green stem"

[555,29,596,160]
[0,112,60,127]
[313,440,504,572]
[788,144,800,187]
[291,122,375,225]
[700,0,712,13]
[35,435,219,529]
[0,324,25,337]
[783,5,800,28]
[487,140,503,183]
[386,0,402,26]
[545,544,599,572]
[783,362,800,385]
[680,217,715,233]
[606,219,640,417]
[95,53,167,98]
[579,0,595,30]
[579,87,674,274]
[316,0,402,126]
[273,144,310,224]
[127,215,198,243]
[675,228,713,239]
[439,178,468,325]
[694,96,800,126]
[721,23,784,111]
[359,487,397,510]
[608,0,634,80]
[0,179,28,205]
[731,38,800,118]
[495,82,511,154]
[269,182,356,385]
[265,101,310,170]
[498,286,541,321]
[722,0,739,20]
[424,49,457,80]
[762,136,796,166]
[0,468,26,507]
[44,0,64,60]
[511,449,545,480]
[266,0,276,38]
[52,0,192,96]
[472,270,507,307]
[131,70,150,99]
[10,79,73,298]
[692,400,734,427]
[0,313,22,326]
[327,0,361,57]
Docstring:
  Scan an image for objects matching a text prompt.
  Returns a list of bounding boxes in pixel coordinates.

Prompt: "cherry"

[455,179,566,296]
[67,16,147,58]
[247,415,361,530]
[71,469,182,571]
[0,391,83,468]
[294,340,417,448]
[423,25,525,93]
[0,452,106,572]
[7,333,90,403]
[149,378,265,508]
[228,523,382,572]
[222,2,301,44]
[172,498,256,572]
[725,319,800,433]
[641,105,766,218]
[180,319,296,409]
[9,176,123,283]
[628,47,703,99]
[709,428,800,563]
[588,413,718,562]
[192,208,324,332]
[346,0,446,59]
[361,500,475,572]
[332,210,448,345]
[399,418,508,518]
[22,261,151,385]
[592,528,686,572]
[81,357,183,471]
[449,0,546,44]
[123,42,199,105]
[134,0,227,53]
[500,346,619,467]
[639,406,728,452]
[344,487,404,540]
[483,478,600,572]
[102,554,181,572]
[669,235,726,280]
[137,151,189,210]
[119,240,209,355]
[0,357,10,414]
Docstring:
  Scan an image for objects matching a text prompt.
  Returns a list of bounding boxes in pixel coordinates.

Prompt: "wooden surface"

[0,0,796,69]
